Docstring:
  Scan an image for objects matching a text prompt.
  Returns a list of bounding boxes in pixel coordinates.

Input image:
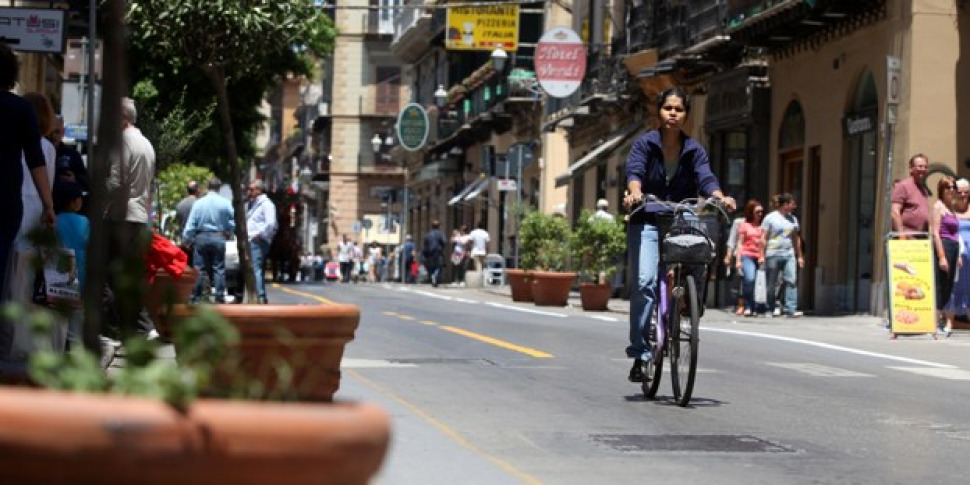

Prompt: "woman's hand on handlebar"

[623,190,644,209]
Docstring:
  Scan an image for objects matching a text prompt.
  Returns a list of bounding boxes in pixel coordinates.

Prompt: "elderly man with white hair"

[104,96,158,340]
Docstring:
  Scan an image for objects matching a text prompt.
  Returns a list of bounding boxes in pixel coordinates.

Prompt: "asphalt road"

[269,281,970,485]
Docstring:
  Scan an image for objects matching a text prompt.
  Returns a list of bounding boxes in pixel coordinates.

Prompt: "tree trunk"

[205,64,256,303]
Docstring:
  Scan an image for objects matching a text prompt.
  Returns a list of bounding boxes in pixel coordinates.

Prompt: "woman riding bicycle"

[623,87,736,383]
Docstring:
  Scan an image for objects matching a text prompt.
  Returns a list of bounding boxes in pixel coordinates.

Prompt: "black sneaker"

[628,359,645,383]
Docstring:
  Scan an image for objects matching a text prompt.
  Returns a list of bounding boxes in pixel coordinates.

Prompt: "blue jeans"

[251,238,270,299]
[765,254,798,314]
[741,255,759,312]
[192,232,227,302]
[626,222,659,362]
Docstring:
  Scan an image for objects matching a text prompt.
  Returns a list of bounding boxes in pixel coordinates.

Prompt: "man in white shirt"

[246,179,277,304]
[467,221,490,279]
[105,97,157,339]
[592,198,615,222]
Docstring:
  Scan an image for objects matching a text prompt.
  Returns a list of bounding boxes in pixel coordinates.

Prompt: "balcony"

[579,53,629,103]
[358,80,401,117]
[725,0,887,53]
[390,0,434,62]
[358,152,406,175]
[366,4,396,37]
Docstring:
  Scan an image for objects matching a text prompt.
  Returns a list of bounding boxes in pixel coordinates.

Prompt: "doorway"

[845,72,879,313]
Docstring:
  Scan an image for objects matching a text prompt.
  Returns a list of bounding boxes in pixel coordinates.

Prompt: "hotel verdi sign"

[535,27,586,99]
[396,103,429,152]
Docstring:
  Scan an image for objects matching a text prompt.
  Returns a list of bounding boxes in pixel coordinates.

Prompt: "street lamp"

[371,133,382,153]
[491,47,508,72]
[434,84,448,108]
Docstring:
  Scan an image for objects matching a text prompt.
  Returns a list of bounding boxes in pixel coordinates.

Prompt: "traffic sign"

[497,179,517,191]
[886,56,901,107]
[351,220,362,233]
[396,103,430,151]
[361,219,373,230]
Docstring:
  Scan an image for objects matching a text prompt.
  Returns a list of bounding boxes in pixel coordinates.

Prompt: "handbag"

[754,268,768,305]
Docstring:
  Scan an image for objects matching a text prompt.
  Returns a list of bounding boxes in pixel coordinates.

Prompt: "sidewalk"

[429,281,888,329]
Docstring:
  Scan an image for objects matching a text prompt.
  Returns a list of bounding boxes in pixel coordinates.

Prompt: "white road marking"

[484,301,568,318]
[887,367,970,380]
[706,327,957,369]
[342,358,418,368]
[587,315,619,322]
[767,362,875,377]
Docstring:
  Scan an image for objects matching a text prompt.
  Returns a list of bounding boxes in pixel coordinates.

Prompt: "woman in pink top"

[735,199,766,316]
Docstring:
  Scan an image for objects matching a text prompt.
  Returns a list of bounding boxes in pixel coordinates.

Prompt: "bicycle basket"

[658,213,717,265]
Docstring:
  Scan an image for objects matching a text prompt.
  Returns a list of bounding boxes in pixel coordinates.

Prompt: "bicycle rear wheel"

[670,274,700,407]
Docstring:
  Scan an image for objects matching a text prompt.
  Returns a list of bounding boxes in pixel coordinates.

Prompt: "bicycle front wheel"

[670,274,700,407]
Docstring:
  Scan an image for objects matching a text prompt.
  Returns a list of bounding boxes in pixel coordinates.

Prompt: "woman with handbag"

[734,199,765,316]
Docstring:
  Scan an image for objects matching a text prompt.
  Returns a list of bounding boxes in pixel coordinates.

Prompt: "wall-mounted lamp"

[449,146,463,156]
[371,133,382,153]
[491,46,508,72]
[434,84,448,108]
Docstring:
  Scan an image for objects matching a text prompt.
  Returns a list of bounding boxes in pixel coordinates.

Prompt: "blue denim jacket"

[625,129,721,221]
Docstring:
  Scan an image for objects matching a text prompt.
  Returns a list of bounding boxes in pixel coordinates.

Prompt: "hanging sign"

[886,238,936,335]
[0,8,67,53]
[396,103,429,152]
[445,4,519,51]
[535,27,586,98]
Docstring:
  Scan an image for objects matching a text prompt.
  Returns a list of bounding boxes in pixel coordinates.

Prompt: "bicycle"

[629,195,728,406]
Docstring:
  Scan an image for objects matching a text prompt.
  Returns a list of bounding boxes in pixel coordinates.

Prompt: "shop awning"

[447,177,489,206]
[463,177,491,201]
[554,124,641,188]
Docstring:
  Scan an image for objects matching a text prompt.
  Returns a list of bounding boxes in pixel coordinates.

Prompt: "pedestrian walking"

[183,178,235,303]
[466,220,490,276]
[891,153,930,238]
[422,220,448,287]
[402,234,416,283]
[759,193,803,318]
[450,226,468,286]
[337,234,353,283]
[104,97,158,340]
[733,199,765,316]
[246,179,277,303]
[931,176,961,335]
[944,178,970,337]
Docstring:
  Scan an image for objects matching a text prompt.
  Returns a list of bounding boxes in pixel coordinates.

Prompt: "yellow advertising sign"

[445,3,519,51]
[886,238,937,334]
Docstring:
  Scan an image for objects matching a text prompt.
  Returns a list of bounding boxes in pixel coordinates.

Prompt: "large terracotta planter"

[171,304,359,402]
[530,270,577,307]
[505,268,534,302]
[0,386,390,484]
[147,267,199,339]
[579,282,612,311]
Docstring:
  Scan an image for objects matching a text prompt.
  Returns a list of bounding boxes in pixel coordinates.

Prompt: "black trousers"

[105,220,155,337]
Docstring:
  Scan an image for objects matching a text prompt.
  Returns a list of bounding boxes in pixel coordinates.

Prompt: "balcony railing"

[391,0,431,43]
[359,81,401,116]
[687,0,728,45]
[579,53,628,101]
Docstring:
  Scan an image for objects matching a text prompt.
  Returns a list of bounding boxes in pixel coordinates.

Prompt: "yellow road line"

[272,283,337,304]
[399,315,416,320]
[346,369,546,485]
[439,326,554,358]
[420,320,439,326]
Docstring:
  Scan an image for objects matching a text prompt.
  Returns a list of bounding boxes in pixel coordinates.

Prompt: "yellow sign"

[445,3,519,51]
[886,238,937,334]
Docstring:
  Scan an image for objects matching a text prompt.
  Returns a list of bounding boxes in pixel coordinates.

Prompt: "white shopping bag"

[754,268,768,305]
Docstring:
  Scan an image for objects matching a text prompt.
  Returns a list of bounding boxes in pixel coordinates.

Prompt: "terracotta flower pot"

[505,268,534,302]
[579,282,612,311]
[530,270,576,307]
[147,267,199,339]
[0,386,390,484]
[170,304,360,402]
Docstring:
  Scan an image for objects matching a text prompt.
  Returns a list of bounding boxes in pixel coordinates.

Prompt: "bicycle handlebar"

[627,194,732,223]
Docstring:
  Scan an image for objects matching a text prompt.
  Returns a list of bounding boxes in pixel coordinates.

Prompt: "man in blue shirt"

[183,178,235,303]
[246,179,277,304]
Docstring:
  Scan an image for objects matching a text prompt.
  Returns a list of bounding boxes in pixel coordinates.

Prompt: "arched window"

[779,101,805,151]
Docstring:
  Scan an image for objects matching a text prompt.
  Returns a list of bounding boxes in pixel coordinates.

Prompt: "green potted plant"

[570,210,626,311]
[519,210,575,306]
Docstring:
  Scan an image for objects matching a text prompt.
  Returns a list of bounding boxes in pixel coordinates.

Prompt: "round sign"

[534,27,586,98]
[362,219,373,230]
[396,103,430,152]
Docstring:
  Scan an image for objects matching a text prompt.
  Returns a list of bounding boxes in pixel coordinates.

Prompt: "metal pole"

[87,0,97,151]
[879,118,896,319]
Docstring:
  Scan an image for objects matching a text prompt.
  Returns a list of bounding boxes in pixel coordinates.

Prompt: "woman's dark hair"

[775,193,795,206]
[657,87,691,114]
[744,199,764,223]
